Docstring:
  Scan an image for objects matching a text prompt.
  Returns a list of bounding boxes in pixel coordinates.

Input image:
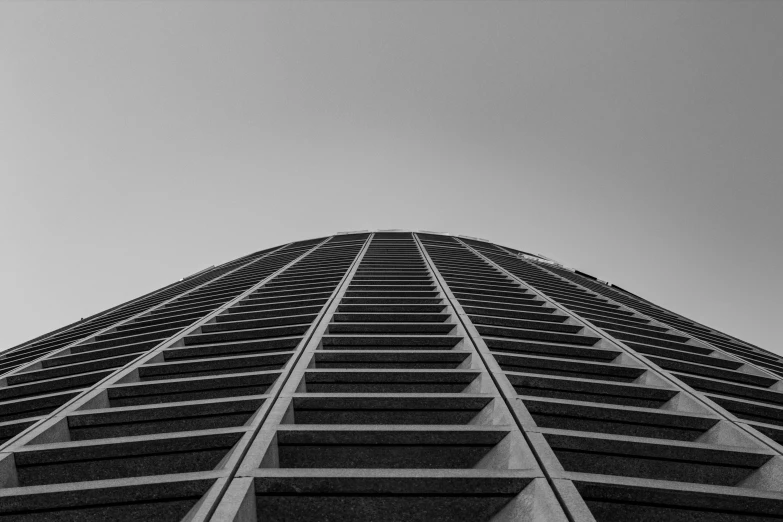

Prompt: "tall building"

[1,230,782,521]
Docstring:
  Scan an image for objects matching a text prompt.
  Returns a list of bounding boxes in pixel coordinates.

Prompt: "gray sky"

[1,1,781,355]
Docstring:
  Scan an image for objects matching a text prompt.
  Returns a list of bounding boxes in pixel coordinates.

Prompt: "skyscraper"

[1,230,782,521]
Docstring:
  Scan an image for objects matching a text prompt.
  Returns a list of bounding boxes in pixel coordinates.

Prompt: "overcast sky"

[1,1,781,355]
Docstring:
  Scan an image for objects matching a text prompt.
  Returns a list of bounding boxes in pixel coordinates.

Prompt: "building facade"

[1,231,782,521]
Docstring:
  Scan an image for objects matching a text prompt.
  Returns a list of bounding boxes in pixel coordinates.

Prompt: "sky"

[1,1,781,355]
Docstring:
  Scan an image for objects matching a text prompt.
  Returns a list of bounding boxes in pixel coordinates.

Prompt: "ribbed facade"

[1,231,782,521]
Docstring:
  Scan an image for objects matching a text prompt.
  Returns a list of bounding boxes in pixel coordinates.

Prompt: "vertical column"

[212,232,565,522]
[447,237,783,521]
